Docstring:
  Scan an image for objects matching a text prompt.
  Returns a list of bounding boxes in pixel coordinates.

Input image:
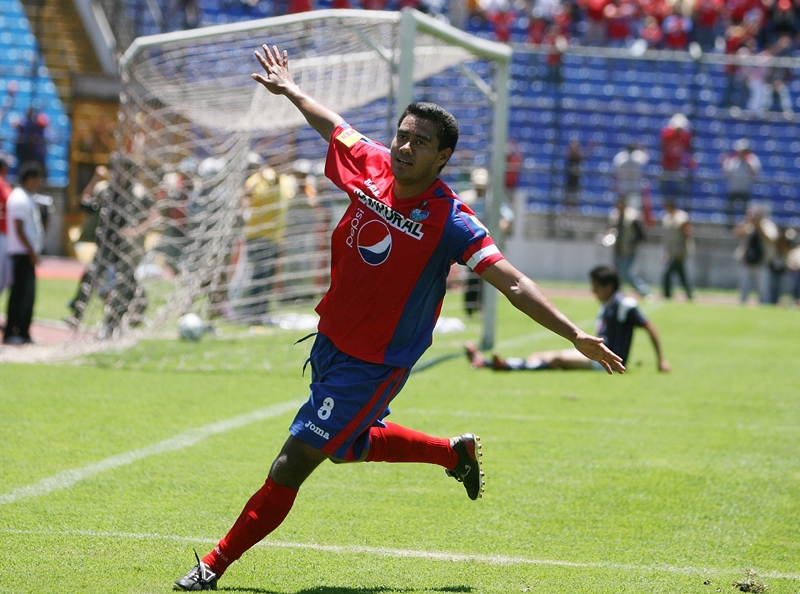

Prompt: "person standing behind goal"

[173,44,625,591]
[0,155,12,303]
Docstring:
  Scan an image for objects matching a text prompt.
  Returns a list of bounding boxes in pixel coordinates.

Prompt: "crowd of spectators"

[460,0,799,57]
[265,0,800,115]
[163,0,800,59]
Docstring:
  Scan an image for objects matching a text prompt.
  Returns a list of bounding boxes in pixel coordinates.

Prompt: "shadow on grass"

[220,586,472,593]
[412,351,463,374]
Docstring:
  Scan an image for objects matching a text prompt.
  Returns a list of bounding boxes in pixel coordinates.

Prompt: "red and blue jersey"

[316,123,504,368]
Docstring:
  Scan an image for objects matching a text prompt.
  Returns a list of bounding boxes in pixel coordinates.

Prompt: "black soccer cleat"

[173,550,218,591]
[445,433,484,500]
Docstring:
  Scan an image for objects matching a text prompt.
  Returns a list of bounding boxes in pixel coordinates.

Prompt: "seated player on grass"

[466,265,670,373]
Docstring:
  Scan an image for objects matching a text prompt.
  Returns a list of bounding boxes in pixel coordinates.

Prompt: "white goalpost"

[54,8,511,365]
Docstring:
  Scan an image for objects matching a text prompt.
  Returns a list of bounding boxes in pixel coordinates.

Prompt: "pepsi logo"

[357,220,392,266]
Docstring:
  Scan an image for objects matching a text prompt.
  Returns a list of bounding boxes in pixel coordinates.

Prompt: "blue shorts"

[289,334,411,461]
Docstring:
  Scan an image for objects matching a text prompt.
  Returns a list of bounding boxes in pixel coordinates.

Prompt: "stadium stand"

[2,0,798,228]
[109,0,798,226]
[505,49,799,227]
[0,0,69,187]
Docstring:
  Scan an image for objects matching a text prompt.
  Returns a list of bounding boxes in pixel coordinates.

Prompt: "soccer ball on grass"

[177,313,205,341]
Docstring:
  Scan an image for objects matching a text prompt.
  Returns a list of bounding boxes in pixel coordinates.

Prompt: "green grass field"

[1,280,798,593]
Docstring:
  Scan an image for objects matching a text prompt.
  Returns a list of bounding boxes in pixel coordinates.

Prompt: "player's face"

[591,281,615,302]
[391,115,452,195]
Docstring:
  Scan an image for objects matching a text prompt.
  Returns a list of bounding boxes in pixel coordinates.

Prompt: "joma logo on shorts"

[304,420,330,440]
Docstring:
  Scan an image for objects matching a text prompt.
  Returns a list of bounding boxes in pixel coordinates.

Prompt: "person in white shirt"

[722,138,761,228]
[608,196,649,297]
[3,161,44,345]
[661,198,692,300]
[613,143,649,211]
[734,203,778,305]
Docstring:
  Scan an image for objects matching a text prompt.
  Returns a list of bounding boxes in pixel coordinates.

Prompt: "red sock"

[202,477,297,576]
[365,422,458,469]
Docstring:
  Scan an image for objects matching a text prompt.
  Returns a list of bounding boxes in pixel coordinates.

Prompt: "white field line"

[0,307,637,498]
[400,408,800,434]
[3,528,799,581]
[0,398,305,505]
[0,317,595,504]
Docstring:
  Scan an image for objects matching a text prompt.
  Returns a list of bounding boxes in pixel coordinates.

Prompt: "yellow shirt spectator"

[243,167,292,243]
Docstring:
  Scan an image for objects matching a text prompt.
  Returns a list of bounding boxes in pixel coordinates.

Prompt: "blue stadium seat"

[0,0,69,186]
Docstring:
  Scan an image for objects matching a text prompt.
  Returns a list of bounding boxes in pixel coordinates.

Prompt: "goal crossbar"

[53,9,512,367]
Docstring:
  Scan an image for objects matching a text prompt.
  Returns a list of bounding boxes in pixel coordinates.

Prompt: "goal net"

[43,9,511,368]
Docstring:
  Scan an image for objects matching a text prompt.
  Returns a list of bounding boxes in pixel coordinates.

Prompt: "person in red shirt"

[662,11,692,49]
[660,113,693,210]
[604,0,635,47]
[360,0,387,9]
[639,0,671,26]
[0,155,12,299]
[554,4,575,37]
[582,0,610,45]
[721,23,750,107]
[172,43,625,592]
[639,15,664,47]
[488,7,516,42]
[505,141,522,200]
[691,0,723,50]
[726,0,765,28]
[543,24,569,83]
[527,12,548,43]
[287,0,312,12]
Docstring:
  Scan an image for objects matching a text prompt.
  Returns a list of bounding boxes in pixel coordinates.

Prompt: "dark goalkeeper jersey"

[595,291,648,365]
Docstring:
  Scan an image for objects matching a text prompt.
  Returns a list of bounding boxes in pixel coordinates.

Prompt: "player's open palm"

[252,45,297,96]
[575,333,625,374]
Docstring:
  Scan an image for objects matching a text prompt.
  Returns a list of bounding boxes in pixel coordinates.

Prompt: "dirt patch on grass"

[733,570,768,593]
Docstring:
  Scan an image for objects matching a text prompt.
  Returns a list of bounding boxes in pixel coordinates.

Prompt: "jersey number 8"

[317,397,334,420]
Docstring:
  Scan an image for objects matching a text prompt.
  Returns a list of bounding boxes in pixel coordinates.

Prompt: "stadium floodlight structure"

[64,8,511,362]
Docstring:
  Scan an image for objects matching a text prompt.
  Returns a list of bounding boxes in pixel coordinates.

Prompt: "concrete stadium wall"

[503,201,742,291]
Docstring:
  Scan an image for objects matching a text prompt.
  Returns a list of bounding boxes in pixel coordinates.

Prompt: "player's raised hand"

[574,333,625,375]
[252,45,297,95]
[250,43,343,142]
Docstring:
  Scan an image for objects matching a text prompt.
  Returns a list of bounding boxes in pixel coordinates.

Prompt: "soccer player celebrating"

[174,45,625,591]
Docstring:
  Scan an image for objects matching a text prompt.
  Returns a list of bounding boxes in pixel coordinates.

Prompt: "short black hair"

[397,102,459,155]
[18,161,44,183]
[589,265,619,292]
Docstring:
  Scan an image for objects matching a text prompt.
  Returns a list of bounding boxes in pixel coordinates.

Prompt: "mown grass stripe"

[0,398,304,505]
[3,528,798,581]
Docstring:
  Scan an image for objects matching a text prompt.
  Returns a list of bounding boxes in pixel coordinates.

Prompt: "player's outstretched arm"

[643,320,670,373]
[480,259,625,374]
[252,45,345,142]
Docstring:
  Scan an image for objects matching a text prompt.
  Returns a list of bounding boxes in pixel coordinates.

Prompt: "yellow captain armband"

[335,127,363,148]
